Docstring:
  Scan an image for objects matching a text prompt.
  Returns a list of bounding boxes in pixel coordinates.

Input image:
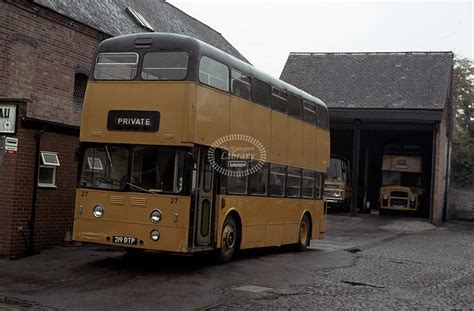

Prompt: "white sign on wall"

[0,104,17,134]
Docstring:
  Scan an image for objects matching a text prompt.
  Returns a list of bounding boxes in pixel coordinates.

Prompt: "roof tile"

[280,52,453,110]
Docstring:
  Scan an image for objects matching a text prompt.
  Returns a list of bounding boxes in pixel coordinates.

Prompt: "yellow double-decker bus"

[73,33,330,262]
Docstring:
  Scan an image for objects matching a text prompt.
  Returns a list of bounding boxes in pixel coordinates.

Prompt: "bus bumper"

[73,218,189,253]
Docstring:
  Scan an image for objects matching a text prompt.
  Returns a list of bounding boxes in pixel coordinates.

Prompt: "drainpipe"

[430,122,439,224]
[28,128,46,256]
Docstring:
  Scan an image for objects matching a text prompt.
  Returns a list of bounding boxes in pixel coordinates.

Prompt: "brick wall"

[0,1,101,127]
[0,101,79,258]
[0,1,101,258]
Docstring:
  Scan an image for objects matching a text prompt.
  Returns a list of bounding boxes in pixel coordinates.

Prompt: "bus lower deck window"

[249,162,268,195]
[269,164,286,197]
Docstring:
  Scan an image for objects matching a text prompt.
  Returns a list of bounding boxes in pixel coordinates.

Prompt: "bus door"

[195,147,215,246]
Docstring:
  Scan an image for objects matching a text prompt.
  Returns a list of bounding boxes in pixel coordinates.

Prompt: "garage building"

[281,52,453,224]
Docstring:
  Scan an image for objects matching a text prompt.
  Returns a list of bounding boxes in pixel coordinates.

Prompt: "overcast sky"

[169,0,473,77]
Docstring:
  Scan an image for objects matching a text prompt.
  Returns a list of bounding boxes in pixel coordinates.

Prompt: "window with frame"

[73,73,88,106]
[303,100,316,124]
[199,56,229,92]
[301,170,315,198]
[38,151,60,188]
[231,69,251,101]
[252,78,271,107]
[141,51,189,80]
[269,164,286,197]
[314,172,323,199]
[286,167,302,198]
[288,93,303,119]
[316,104,329,129]
[226,160,248,194]
[249,161,268,195]
[93,53,138,80]
[272,87,288,114]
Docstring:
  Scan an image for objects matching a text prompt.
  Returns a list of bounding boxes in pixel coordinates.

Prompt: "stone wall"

[448,185,474,220]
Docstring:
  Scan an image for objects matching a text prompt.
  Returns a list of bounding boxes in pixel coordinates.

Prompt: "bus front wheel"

[296,214,311,251]
[215,216,239,264]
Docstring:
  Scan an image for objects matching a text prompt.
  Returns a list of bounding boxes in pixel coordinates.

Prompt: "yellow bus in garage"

[324,156,351,210]
[379,145,424,212]
[73,33,330,262]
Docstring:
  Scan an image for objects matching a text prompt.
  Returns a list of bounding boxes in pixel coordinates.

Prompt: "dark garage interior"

[330,125,434,218]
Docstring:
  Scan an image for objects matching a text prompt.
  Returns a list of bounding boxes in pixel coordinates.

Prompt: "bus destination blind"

[107,110,160,132]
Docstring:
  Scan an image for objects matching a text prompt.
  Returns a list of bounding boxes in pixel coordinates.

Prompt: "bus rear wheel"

[215,216,239,264]
[296,214,311,251]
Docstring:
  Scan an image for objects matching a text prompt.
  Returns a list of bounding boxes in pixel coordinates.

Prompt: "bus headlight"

[93,204,104,218]
[382,194,388,200]
[150,209,162,223]
[333,191,342,198]
[410,196,416,208]
[150,230,160,242]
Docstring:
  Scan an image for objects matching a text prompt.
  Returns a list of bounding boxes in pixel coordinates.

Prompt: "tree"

[452,56,474,140]
[451,56,474,186]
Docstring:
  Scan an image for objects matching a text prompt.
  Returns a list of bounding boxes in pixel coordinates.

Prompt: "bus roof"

[96,32,327,110]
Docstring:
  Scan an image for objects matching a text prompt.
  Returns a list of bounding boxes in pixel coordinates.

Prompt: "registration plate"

[112,236,138,245]
[392,205,406,209]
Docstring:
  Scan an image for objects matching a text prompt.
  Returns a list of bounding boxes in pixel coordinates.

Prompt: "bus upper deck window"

[94,53,138,80]
[316,104,329,129]
[288,94,303,119]
[252,78,271,107]
[272,87,288,114]
[231,69,251,101]
[199,56,229,92]
[303,100,316,125]
[142,52,189,80]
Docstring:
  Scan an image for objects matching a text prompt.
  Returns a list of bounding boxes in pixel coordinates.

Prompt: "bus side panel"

[316,129,331,172]
[282,198,301,245]
[182,83,197,143]
[251,104,272,161]
[271,112,288,165]
[287,118,304,167]
[229,97,252,137]
[314,200,326,238]
[194,85,230,145]
[264,197,284,247]
[215,195,266,250]
[303,123,317,170]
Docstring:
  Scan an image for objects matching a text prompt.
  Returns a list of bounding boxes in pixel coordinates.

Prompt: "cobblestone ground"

[0,216,472,310]
[214,226,474,310]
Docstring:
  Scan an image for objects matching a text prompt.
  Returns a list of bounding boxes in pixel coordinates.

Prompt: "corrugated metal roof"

[33,0,249,63]
[280,52,453,110]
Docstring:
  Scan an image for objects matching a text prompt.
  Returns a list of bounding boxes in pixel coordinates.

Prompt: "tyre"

[215,215,239,264]
[296,214,311,251]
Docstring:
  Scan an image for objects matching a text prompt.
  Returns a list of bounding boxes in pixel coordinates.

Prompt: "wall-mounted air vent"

[126,7,155,32]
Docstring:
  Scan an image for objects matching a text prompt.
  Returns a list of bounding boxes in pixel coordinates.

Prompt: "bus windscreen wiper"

[126,182,159,195]
[105,145,114,170]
